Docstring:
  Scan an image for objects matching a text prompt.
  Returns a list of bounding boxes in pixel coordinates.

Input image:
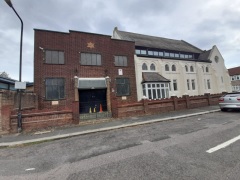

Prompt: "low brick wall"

[116,93,222,118]
[1,90,223,134]
[117,102,144,118]
[10,110,73,133]
[0,91,16,134]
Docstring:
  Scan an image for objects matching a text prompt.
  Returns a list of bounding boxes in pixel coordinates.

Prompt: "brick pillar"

[72,101,79,124]
[111,97,118,118]
[183,95,190,109]
[72,77,79,124]
[0,91,14,133]
[1,105,12,132]
[204,93,211,105]
[143,99,149,114]
[106,77,111,112]
[171,96,178,110]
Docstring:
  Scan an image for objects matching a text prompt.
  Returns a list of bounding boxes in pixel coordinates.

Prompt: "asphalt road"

[0,111,240,180]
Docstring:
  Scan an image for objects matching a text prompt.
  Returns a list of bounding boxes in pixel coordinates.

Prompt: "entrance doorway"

[79,89,107,114]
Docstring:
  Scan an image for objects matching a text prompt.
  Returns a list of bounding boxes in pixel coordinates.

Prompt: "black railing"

[79,100,107,114]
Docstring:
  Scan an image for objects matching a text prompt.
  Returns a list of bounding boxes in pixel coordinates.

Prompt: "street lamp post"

[5,0,23,132]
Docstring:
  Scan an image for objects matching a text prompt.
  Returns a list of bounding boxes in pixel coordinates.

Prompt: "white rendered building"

[228,66,240,92]
[113,27,231,101]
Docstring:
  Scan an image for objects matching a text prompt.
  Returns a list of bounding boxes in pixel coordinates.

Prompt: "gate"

[79,89,111,120]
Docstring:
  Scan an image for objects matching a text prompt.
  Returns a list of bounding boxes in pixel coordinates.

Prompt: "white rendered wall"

[134,52,231,101]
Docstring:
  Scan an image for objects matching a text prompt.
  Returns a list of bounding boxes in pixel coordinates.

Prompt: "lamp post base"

[17,127,22,133]
[17,112,22,133]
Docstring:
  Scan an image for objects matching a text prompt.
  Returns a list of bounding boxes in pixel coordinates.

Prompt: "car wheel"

[221,108,227,112]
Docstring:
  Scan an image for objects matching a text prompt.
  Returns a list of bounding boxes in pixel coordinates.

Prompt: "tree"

[0,72,10,78]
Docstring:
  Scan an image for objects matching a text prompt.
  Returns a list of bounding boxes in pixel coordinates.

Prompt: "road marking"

[25,168,35,171]
[206,135,240,153]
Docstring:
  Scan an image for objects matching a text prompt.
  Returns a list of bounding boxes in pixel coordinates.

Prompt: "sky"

[1,0,240,82]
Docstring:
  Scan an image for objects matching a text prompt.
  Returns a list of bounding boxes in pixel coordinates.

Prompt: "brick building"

[34,29,137,122]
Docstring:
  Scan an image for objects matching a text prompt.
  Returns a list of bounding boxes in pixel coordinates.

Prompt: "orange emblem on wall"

[87,42,95,49]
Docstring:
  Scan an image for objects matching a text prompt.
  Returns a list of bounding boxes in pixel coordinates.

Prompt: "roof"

[114,28,203,53]
[198,50,211,61]
[228,66,240,76]
[26,82,34,87]
[0,76,16,84]
[142,72,170,83]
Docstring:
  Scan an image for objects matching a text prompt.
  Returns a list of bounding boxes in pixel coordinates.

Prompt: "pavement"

[0,105,220,147]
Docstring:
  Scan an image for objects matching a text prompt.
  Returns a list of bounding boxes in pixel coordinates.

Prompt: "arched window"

[185,65,188,72]
[202,66,204,72]
[206,66,209,73]
[172,64,176,71]
[150,63,156,71]
[190,66,194,72]
[165,64,169,71]
[142,63,148,70]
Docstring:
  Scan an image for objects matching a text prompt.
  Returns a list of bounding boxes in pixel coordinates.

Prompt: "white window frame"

[142,83,169,100]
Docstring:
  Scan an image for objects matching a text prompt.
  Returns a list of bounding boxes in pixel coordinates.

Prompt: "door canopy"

[77,78,107,89]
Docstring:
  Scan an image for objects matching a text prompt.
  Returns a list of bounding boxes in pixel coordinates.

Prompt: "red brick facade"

[34,29,138,122]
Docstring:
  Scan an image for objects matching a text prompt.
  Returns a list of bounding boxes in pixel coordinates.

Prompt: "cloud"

[1,0,240,81]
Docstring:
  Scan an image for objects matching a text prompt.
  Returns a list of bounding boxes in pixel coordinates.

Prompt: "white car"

[219,92,240,111]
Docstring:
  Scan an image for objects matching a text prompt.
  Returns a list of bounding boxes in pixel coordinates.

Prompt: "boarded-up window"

[45,78,65,100]
[80,53,102,66]
[45,50,64,64]
[114,56,127,66]
[116,78,130,96]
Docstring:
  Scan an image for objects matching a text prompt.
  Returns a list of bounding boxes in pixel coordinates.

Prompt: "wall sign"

[118,69,123,75]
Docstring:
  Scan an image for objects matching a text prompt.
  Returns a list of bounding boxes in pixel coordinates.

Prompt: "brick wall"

[0,91,15,133]
[0,90,38,133]
[0,90,74,133]
[34,29,137,121]
[10,110,73,133]
[116,93,222,118]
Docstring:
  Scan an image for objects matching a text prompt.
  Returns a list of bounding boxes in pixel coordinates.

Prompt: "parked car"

[219,92,240,111]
